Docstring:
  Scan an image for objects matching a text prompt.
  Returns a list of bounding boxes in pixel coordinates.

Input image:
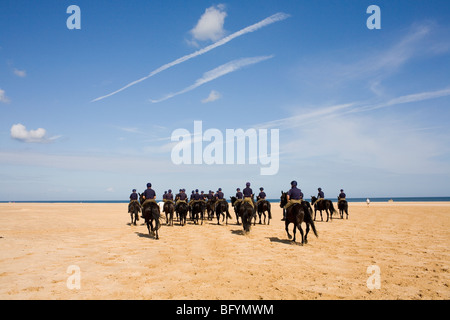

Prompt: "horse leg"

[297,223,304,245]
[292,224,297,243]
[304,223,310,244]
[285,221,292,240]
[154,218,159,240]
[147,220,153,236]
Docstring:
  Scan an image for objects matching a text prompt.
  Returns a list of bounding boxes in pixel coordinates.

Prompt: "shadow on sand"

[266,236,296,245]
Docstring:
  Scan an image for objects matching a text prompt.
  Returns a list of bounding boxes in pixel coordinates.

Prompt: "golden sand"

[0,202,448,299]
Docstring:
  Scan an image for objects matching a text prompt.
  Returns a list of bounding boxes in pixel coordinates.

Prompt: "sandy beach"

[0,201,449,300]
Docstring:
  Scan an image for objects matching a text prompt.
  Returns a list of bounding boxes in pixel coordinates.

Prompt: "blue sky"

[1,0,450,201]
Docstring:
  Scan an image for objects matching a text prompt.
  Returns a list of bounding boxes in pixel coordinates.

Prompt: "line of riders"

[128,182,273,226]
[129,181,349,243]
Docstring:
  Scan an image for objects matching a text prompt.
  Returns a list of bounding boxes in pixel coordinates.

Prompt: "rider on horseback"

[189,189,203,206]
[142,183,157,207]
[256,187,266,206]
[128,189,140,220]
[243,182,254,208]
[166,189,174,201]
[315,187,325,205]
[284,181,303,209]
[338,189,346,203]
[175,189,188,211]
[215,188,225,201]
[233,188,244,208]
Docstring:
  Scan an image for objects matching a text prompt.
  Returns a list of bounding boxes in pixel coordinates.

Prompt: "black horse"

[256,198,272,225]
[190,201,204,225]
[280,191,287,221]
[206,199,215,220]
[139,195,161,240]
[311,196,336,222]
[176,201,189,226]
[337,198,349,219]
[215,199,231,225]
[128,200,141,226]
[163,201,175,226]
[230,196,242,225]
[240,201,256,233]
[280,192,318,244]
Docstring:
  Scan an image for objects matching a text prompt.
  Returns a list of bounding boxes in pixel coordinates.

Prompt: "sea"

[1,197,450,203]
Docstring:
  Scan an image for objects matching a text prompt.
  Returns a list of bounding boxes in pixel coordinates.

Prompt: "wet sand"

[0,202,448,299]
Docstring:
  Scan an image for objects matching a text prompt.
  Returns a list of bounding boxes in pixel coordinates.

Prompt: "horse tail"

[304,205,318,237]
[330,201,336,214]
[310,218,318,238]
[267,201,272,219]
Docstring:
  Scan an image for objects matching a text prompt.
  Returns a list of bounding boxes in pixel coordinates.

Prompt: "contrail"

[150,55,274,103]
[91,12,290,102]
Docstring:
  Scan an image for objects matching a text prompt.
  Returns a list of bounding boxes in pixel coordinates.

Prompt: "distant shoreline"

[1,197,450,204]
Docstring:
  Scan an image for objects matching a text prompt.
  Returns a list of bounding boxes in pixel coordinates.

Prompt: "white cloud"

[10,123,60,143]
[106,187,115,193]
[150,55,274,103]
[13,68,26,78]
[92,12,289,102]
[254,87,450,175]
[190,4,227,43]
[202,90,222,103]
[0,89,10,103]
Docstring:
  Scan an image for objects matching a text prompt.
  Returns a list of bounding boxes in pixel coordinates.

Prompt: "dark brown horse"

[128,200,141,226]
[337,198,349,219]
[311,196,336,222]
[190,201,204,225]
[215,199,231,225]
[256,199,272,225]
[240,201,256,233]
[230,196,242,225]
[163,201,175,226]
[176,201,189,226]
[280,192,318,244]
[139,194,161,240]
[206,199,216,220]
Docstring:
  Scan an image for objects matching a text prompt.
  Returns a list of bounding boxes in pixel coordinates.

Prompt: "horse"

[311,196,336,222]
[280,192,318,244]
[176,201,189,226]
[190,201,204,225]
[215,199,231,225]
[337,198,349,219]
[128,200,141,226]
[230,196,242,225]
[280,191,287,221]
[206,198,216,220]
[256,198,272,225]
[240,201,256,233]
[163,201,175,226]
